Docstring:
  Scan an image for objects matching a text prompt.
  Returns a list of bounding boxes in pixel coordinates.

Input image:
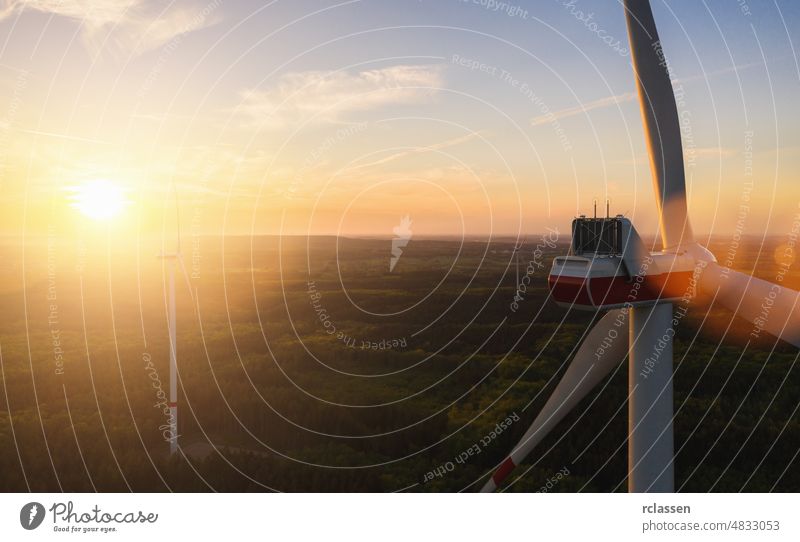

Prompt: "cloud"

[531,92,636,127]
[15,127,113,145]
[347,131,482,171]
[0,0,221,57]
[234,65,443,129]
[531,61,763,128]
[690,147,737,158]
[673,61,762,86]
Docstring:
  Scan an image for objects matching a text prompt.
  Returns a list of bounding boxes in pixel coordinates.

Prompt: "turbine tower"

[482,0,800,493]
[159,184,192,456]
[513,240,523,287]
[159,247,179,455]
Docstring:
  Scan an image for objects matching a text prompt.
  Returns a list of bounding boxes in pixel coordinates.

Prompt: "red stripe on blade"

[492,457,516,486]
[168,402,178,408]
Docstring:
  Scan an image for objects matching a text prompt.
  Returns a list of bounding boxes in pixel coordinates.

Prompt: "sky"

[0,0,798,241]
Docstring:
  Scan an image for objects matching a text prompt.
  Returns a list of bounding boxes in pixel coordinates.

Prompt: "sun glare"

[69,180,127,220]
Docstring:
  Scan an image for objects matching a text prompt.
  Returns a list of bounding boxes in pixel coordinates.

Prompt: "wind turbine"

[482,0,800,493]
[513,240,523,287]
[158,185,193,456]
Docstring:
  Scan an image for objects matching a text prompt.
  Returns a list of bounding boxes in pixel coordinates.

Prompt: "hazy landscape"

[1,233,798,492]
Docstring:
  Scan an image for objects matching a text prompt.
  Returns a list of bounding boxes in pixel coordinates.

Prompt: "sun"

[69,180,128,220]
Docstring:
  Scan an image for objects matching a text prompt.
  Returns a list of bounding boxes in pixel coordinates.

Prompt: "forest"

[0,233,798,492]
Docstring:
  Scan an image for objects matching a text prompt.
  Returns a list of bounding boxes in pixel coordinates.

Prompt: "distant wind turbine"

[159,183,193,455]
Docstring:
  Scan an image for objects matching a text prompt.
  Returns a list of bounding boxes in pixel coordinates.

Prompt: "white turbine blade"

[177,254,196,302]
[698,262,800,347]
[623,0,693,249]
[481,309,629,492]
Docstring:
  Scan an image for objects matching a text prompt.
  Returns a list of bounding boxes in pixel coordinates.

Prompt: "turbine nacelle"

[548,215,698,309]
